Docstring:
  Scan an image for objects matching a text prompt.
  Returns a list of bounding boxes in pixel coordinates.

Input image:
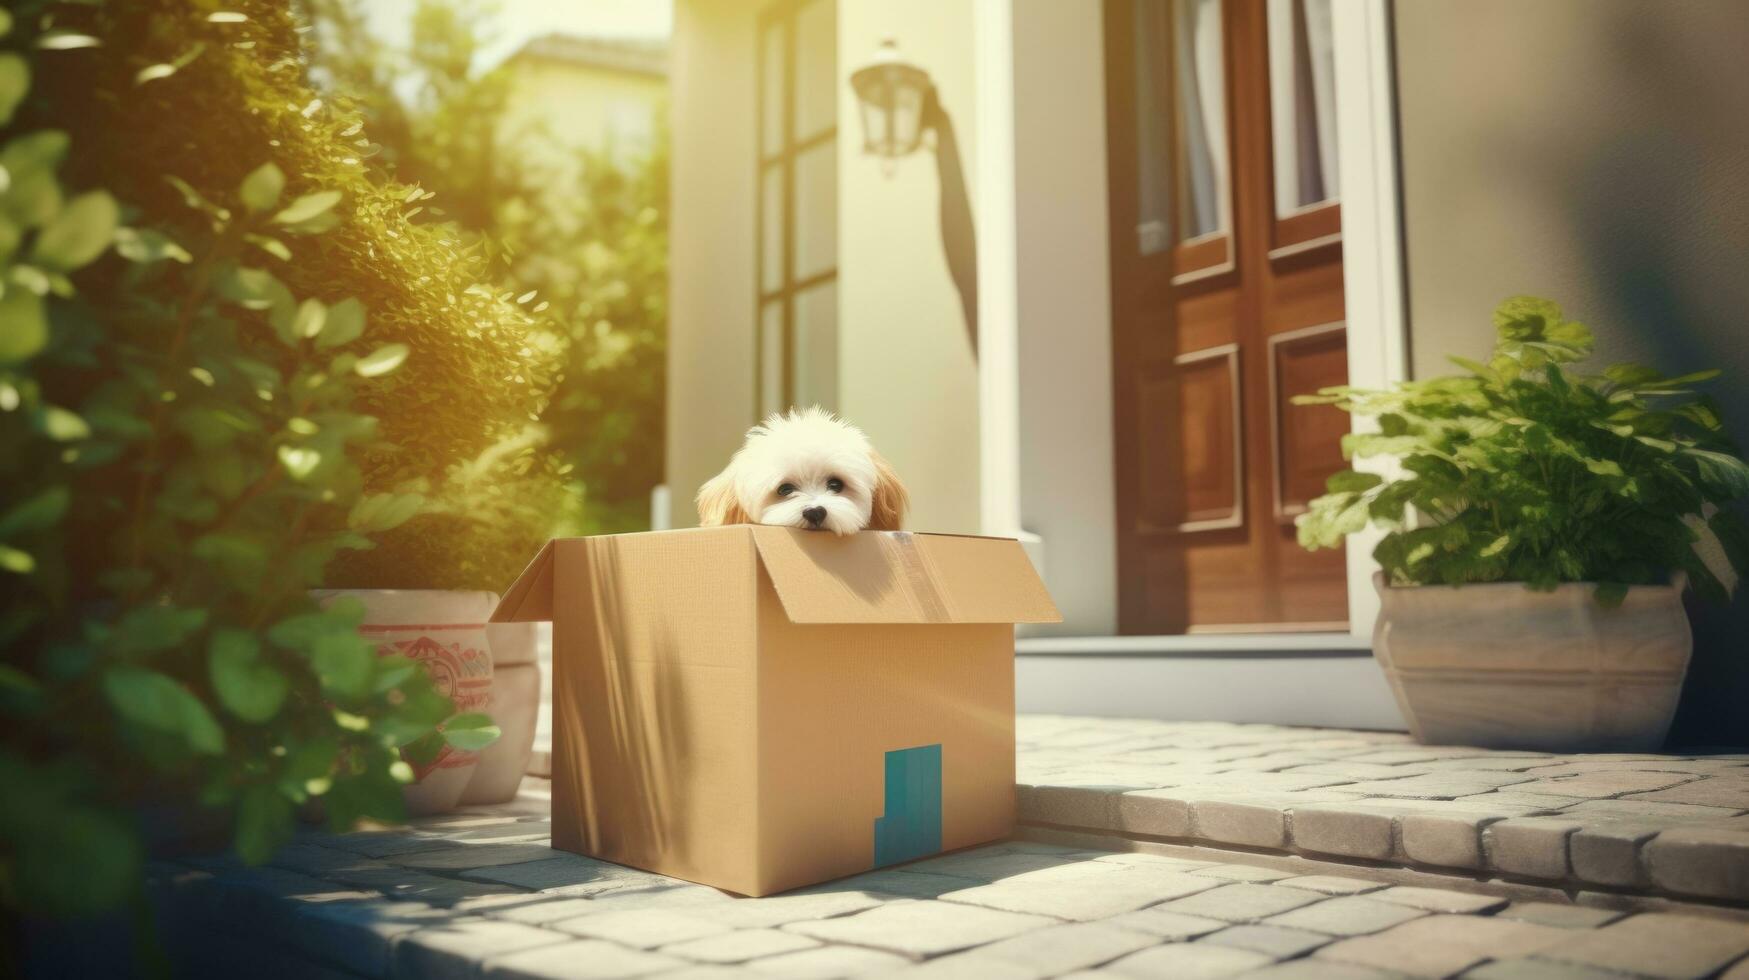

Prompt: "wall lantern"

[849,39,934,161]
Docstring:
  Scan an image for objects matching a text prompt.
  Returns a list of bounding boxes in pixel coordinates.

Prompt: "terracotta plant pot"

[1371,573,1692,752]
[312,589,496,816]
[462,619,543,805]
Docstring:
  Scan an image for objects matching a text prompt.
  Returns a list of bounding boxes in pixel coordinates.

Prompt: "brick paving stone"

[1151,883,1325,923]
[1495,902,1625,929]
[1104,907,1230,940]
[1238,962,1412,980]
[459,852,672,893]
[395,918,571,980]
[1191,796,1294,849]
[285,898,451,976]
[1289,802,1403,860]
[319,832,459,859]
[900,848,1077,883]
[1282,761,1435,781]
[1274,876,1388,896]
[484,939,686,980]
[550,909,731,949]
[1199,923,1331,958]
[1369,886,1508,914]
[1118,789,1196,838]
[1461,958,1642,980]
[1723,957,1749,980]
[942,864,1218,921]
[1091,852,1219,871]
[1455,792,1587,810]
[658,929,819,964]
[1189,864,1299,883]
[649,967,768,980]
[878,951,1042,979]
[1643,826,1749,900]
[688,889,889,928]
[1019,784,1122,829]
[1563,798,1745,820]
[819,870,970,900]
[1340,773,1540,800]
[1623,779,1749,810]
[1515,772,1701,800]
[1401,810,1510,869]
[580,883,739,911]
[1316,914,1568,977]
[783,901,1054,957]
[1535,912,1749,979]
[481,897,601,926]
[390,842,558,871]
[1262,896,1428,937]
[1486,816,1584,879]
[1105,943,1275,979]
[749,944,913,979]
[1568,820,1660,888]
[972,922,1161,975]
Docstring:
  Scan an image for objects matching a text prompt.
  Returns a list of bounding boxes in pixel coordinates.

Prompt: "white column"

[973,0,1024,540]
[1332,0,1410,640]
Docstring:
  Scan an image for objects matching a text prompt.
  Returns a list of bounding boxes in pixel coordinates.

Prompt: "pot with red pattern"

[312,589,497,816]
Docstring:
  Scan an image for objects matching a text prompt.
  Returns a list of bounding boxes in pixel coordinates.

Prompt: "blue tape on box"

[872,743,943,867]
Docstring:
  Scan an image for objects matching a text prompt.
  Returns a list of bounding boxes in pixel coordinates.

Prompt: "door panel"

[1107,0,1350,634]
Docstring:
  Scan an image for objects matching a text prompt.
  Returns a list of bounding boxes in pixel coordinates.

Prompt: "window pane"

[1267,0,1339,215]
[761,164,784,295]
[793,0,837,143]
[760,301,785,415]
[1133,0,1231,252]
[792,281,837,412]
[793,140,837,281]
[1174,0,1229,242]
[761,20,785,159]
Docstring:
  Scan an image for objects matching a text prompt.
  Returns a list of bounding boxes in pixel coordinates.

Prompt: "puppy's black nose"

[802,506,827,527]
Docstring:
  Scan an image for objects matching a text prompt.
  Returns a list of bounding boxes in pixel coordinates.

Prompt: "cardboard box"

[490,525,1060,896]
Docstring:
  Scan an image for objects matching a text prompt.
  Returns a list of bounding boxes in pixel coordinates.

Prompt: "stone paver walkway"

[1018,717,1749,906]
[144,717,1749,978]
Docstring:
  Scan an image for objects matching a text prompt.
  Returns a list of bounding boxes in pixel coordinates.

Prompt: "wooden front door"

[1105,0,1351,634]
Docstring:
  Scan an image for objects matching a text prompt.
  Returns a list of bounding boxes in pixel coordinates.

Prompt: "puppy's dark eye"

[777,483,797,497]
[826,477,845,493]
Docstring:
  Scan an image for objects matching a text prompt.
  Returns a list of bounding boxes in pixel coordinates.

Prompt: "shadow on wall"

[925,88,978,357]
[1547,10,1749,747]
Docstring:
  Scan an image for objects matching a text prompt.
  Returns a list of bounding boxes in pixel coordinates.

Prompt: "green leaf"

[0,485,69,536]
[1686,448,1749,498]
[0,287,47,363]
[245,233,291,262]
[347,492,424,533]
[271,190,341,226]
[440,712,501,752]
[1325,470,1383,494]
[110,605,208,655]
[277,445,321,481]
[37,31,100,51]
[31,190,119,271]
[311,632,375,699]
[1478,534,1511,558]
[315,297,366,349]
[208,629,287,723]
[1492,295,1564,341]
[0,54,29,128]
[11,803,141,917]
[353,343,408,378]
[239,162,285,214]
[102,666,225,755]
[234,784,292,865]
[292,297,326,340]
[1583,458,1623,477]
[0,543,34,573]
[114,227,193,264]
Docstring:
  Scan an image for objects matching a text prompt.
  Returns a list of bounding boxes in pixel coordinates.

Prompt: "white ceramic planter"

[312,589,496,815]
[1372,573,1692,752]
[462,620,542,805]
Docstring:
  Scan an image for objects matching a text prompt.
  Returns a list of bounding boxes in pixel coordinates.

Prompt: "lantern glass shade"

[850,40,932,159]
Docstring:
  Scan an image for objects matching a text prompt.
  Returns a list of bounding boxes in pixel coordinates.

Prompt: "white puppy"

[696,407,908,534]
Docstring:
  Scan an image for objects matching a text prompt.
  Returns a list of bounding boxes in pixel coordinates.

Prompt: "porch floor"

[142,717,1749,979]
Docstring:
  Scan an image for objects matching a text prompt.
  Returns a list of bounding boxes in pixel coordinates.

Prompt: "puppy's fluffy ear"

[867,452,910,531]
[696,469,751,526]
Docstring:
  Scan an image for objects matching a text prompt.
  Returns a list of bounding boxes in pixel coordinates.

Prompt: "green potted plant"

[33,0,567,809]
[1297,296,1749,751]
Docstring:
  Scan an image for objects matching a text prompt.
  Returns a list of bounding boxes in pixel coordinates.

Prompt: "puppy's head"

[696,407,908,534]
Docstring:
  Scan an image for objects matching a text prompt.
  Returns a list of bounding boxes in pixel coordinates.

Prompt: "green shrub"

[0,2,503,921]
[31,0,569,591]
[1297,296,1749,604]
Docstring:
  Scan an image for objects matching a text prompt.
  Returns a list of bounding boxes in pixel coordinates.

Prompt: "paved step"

[1017,716,1749,906]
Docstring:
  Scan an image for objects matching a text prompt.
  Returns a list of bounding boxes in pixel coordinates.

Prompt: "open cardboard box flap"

[489,526,1060,625]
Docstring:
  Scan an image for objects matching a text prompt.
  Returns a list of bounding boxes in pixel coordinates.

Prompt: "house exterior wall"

[1011,0,1119,636]
[667,0,759,529]
[500,58,664,181]
[837,0,983,536]
[1393,0,1749,744]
